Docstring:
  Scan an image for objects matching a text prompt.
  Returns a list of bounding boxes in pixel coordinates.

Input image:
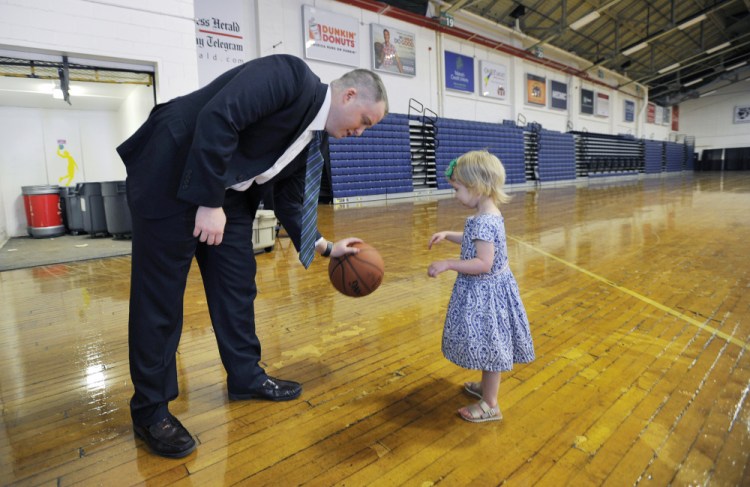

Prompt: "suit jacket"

[117,55,328,249]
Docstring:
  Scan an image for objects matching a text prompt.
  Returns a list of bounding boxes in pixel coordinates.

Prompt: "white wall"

[679,83,750,154]
[0,0,196,242]
[0,107,126,236]
[0,0,198,104]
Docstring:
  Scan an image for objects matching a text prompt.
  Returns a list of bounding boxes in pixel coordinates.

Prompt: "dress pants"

[128,189,265,426]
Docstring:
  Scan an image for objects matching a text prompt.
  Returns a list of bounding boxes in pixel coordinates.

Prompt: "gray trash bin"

[59,185,85,235]
[101,180,132,239]
[79,182,108,237]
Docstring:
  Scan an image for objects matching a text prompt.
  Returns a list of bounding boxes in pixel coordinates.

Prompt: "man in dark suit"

[117,54,388,458]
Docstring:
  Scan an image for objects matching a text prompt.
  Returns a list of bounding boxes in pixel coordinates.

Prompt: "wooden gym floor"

[1,172,748,486]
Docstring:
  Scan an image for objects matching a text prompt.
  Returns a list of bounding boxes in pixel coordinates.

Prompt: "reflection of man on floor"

[57,147,79,186]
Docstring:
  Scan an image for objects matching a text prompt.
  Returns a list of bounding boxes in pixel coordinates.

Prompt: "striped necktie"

[299,131,324,268]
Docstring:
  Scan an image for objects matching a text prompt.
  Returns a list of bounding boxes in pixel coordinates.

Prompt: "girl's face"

[450,179,480,208]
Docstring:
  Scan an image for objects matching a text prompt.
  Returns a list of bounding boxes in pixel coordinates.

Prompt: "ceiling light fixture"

[683,77,703,87]
[658,63,680,74]
[678,14,707,30]
[570,11,600,31]
[726,61,747,71]
[706,42,731,54]
[622,42,648,56]
[700,90,717,97]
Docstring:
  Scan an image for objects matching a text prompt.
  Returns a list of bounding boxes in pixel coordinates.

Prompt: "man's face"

[325,88,386,139]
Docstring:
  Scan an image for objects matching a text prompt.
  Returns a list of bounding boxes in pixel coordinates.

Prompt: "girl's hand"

[428,232,448,249]
[428,260,450,277]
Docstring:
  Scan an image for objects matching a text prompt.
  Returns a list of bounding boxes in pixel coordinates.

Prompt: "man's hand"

[330,237,364,258]
[194,206,226,245]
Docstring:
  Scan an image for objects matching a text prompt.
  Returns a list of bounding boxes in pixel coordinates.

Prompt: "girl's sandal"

[463,382,482,399]
[458,400,502,423]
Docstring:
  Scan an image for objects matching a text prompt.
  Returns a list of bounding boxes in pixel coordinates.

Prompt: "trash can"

[252,210,277,253]
[101,180,132,239]
[59,185,85,235]
[79,182,109,237]
[21,185,66,238]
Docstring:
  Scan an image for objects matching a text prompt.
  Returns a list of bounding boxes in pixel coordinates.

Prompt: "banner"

[734,105,750,124]
[550,80,567,110]
[195,0,250,86]
[303,5,359,67]
[479,60,507,100]
[526,74,546,106]
[662,104,670,125]
[581,88,594,115]
[647,103,656,123]
[624,100,635,122]
[371,24,415,76]
[596,92,609,117]
[444,51,474,93]
[671,105,679,131]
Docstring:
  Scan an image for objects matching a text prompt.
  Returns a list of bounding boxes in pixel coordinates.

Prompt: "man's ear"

[344,87,357,102]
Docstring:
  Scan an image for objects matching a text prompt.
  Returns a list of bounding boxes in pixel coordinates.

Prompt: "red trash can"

[22,185,65,238]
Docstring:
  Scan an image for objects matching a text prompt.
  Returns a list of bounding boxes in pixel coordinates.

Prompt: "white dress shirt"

[229,87,331,191]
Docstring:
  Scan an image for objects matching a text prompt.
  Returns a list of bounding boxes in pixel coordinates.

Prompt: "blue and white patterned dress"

[442,213,535,372]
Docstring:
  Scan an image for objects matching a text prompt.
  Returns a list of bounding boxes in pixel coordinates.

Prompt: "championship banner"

[480,60,507,99]
[526,74,546,106]
[647,103,656,123]
[671,105,679,131]
[444,51,474,93]
[596,92,610,117]
[550,80,567,110]
[624,100,635,122]
[581,88,594,115]
[303,5,359,67]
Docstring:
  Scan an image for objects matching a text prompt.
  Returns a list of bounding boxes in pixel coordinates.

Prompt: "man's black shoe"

[133,414,196,458]
[228,376,302,401]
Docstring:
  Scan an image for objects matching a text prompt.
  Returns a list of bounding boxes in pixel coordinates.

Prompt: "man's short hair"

[332,69,389,115]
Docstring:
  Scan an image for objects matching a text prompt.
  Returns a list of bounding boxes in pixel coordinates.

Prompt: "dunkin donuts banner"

[303,5,360,67]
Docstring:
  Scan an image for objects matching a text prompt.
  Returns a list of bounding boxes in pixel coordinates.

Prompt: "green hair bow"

[445,158,458,179]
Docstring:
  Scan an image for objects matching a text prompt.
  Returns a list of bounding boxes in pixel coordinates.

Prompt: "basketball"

[328,242,384,297]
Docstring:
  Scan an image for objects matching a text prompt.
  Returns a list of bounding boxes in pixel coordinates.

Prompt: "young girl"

[428,150,535,423]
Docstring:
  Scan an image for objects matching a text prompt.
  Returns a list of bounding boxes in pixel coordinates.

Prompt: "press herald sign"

[195,0,249,86]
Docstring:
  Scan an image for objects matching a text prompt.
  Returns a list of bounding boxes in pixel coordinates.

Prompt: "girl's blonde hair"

[450,150,511,204]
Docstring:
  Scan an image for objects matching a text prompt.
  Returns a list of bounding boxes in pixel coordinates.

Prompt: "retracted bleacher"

[572,131,644,177]
[327,113,413,201]
[435,118,526,190]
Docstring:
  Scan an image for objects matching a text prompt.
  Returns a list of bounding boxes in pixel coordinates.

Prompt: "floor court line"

[509,236,749,352]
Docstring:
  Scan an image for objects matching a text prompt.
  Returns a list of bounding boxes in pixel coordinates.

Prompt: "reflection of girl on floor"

[57,147,79,186]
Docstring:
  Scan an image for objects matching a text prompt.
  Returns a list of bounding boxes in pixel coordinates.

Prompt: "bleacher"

[435,117,526,190]
[325,111,693,202]
[328,112,413,199]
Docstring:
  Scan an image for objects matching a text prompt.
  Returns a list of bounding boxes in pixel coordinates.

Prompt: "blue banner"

[444,51,474,93]
[624,100,635,122]
[550,80,567,110]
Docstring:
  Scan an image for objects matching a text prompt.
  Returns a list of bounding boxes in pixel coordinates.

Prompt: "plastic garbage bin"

[252,210,277,253]
[79,182,109,237]
[59,185,85,235]
[22,185,65,238]
[101,180,132,239]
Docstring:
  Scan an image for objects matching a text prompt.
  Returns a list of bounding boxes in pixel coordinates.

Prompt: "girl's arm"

[428,239,494,277]
[428,231,463,249]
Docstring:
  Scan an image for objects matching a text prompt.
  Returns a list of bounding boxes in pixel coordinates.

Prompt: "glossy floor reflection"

[1,172,748,485]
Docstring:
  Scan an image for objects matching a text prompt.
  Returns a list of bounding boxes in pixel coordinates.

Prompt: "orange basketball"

[328,242,384,297]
